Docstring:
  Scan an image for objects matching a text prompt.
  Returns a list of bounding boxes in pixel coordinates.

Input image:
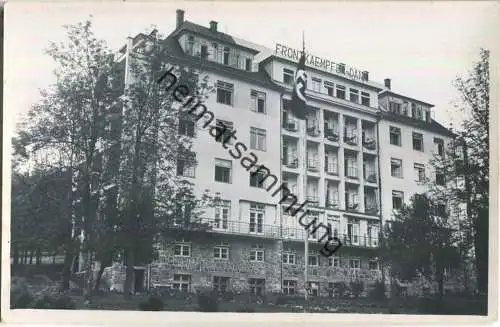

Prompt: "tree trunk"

[93,261,107,292]
[29,250,34,264]
[474,206,489,294]
[52,252,57,265]
[36,248,41,265]
[61,244,74,290]
[82,251,94,304]
[13,246,19,265]
[123,249,135,299]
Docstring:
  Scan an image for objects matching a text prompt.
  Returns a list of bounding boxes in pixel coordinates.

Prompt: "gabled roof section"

[159,35,284,92]
[379,89,434,107]
[171,21,260,54]
[379,110,455,138]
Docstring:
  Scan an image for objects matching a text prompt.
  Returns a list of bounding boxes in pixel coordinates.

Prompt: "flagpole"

[301,31,309,306]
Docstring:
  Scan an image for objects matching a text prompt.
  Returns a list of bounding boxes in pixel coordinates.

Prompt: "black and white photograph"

[2,1,498,323]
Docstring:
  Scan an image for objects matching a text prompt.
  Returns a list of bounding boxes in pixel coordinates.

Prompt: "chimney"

[384,78,391,90]
[209,20,218,32]
[176,9,185,29]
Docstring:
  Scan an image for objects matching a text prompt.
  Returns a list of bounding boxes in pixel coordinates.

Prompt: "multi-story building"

[100,9,458,296]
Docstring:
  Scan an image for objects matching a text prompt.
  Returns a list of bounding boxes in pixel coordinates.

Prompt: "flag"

[290,52,308,120]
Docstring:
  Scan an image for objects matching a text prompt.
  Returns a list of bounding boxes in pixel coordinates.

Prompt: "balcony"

[325,197,339,209]
[346,200,360,212]
[307,159,319,172]
[283,120,298,132]
[344,133,358,146]
[193,218,280,238]
[282,156,299,169]
[364,172,377,184]
[325,162,338,175]
[306,126,321,137]
[306,195,319,205]
[339,234,379,248]
[364,203,379,215]
[281,228,378,249]
[362,137,377,150]
[345,166,358,179]
[324,128,339,142]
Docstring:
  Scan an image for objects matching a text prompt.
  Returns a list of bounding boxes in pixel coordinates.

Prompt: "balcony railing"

[364,172,377,183]
[283,120,298,132]
[307,159,319,172]
[345,166,358,178]
[167,218,281,239]
[306,126,321,137]
[362,137,377,150]
[325,198,339,209]
[364,204,379,215]
[306,195,319,204]
[344,133,358,145]
[281,229,378,249]
[346,201,360,211]
[324,128,339,142]
[282,156,298,168]
[325,162,338,175]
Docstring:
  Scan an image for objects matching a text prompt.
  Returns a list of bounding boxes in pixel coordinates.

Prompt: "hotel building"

[100,9,458,296]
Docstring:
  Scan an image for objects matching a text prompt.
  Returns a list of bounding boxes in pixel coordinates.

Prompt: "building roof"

[379,89,434,107]
[159,34,285,92]
[378,110,456,138]
[171,21,261,54]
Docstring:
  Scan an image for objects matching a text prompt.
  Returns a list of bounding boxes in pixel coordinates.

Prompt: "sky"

[4,1,498,133]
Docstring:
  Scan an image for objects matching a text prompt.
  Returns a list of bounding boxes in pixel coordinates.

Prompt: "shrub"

[139,295,164,311]
[333,282,349,297]
[350,281,364,298]
[33,294,76,309]
[369,280,387,300]
[11,289,33,309]
[197,292,218,312]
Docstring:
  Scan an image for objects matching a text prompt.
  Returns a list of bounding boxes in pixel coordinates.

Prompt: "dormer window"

[389,102,401,114]
[245,58,252,71]
[223,47,230,65]
[186,35,194,55]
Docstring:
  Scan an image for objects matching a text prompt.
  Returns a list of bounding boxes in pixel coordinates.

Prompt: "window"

[349,88,359,103]
[283,251,296,264]
[361,92,370,106]
[200,45,208,59]
[249,202,265,233]
[215,120,234,144]
[213,276,229,293]
[249,278,265,296]
[414,163,425,182]
[415,106,423,120]
[283,280,296,295]
[349,258,361,270]
[329,256,340,267]
[250,90,266,113]
[335,84,346,99]
[311,77,321,92]
[174,242,191,257]
[250,244,264,262]
[327,216,340,238]
[368,259,379,270]
[411,103,417,117]
[436,204,446,217]
[173,274,191,292]
[250,127,266,151]
[178,118,195,137]
[214,158,232,183]
[324,81,334,96]
[283,68,294,85]
[389,102,401,114]
[308,251,319,266]
[176,152,196,178]
[214,200,230,230]
[223,47,230,65]
[434,138,444,156]
[307,281,319,296]
[245,58,252,71]
[391,158,403,178]
[389,126,401,146]
[436,170,446,186]
[392,191,404,210]
[250,170,266,188]
[347,219,360,245]
[216,80,233,105]
[413,133,424,151]
[214,242,229,259]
